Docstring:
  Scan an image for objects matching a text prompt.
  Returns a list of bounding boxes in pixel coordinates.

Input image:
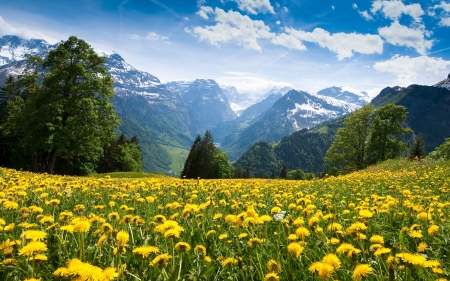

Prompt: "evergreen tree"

[234,167,243,178]
[181,131,233,179]
[96,133,143,173]
[366,104,412,164]
[270,170,276,179]
[198,130,216,178]
[280,165,288,179]
[243,168,252,178]
[408,134,426,160]
[324,104,374,173]
[181,135,201,178]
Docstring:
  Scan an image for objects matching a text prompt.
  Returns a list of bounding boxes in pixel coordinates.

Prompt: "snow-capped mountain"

[220,85,258,112]
[220,89,359,160]
[166,79,237,128]
[317,86,371,106]
[0,35,56,66]
[433,73,450,90]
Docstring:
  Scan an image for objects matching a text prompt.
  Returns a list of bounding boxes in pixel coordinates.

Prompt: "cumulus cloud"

[216,72,292,101]
[432,1,450,26]
[232,0,275,14]
[272,27,383,60]
[0,15,59,44]
[371,0,424,22]
[378,21,433,55]
[128,32,170,42]
[186,8,274,52]
[197,6,213,20]
[373,55,450,86]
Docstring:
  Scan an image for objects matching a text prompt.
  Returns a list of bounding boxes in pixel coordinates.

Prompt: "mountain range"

[234,76,450,176]
[1,35,378,174]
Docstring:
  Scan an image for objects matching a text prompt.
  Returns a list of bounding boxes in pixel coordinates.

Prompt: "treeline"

[0,36,142,175]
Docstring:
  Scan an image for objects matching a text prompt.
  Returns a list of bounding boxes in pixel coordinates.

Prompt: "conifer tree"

[280,165,288,179]
[409,134,425,160]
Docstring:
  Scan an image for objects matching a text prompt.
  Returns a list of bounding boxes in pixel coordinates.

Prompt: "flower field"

[1,159,449,281]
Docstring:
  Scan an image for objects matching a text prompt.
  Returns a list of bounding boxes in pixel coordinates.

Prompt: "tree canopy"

[325,104,412,174]
[0,36,120,175]
[181,131,234,179]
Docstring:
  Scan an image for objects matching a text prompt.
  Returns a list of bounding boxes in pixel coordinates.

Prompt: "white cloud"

[217,72,292,101]
[272,27,383,60]
[352,4,358,9]
[432,1,450,26]
[232,0,275,14]
[441,17,450,26]
[282,7,289,12]
[187,8,274,52]
[359,10,374,20]
[434,1,450,12]
[276,20,281,25]
[0,15,59,44]
[128,32,169,42]
[332,6,335,10]
[371,0,424,22]
[378,21,433,55]
[197,6,213,20]
[373,55,450,86]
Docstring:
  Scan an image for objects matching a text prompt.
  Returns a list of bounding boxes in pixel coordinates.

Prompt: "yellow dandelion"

[267,259,282,273]
[264,273,280,281]
[73,220,91,233]
[175,242,191,252]
[133,246,160,258]
[352,264,373,280]
[322,253,341,270]
[222,258,238,267]
[287,242,304,258]
[309,261,335,280]
[428,225,439,236]
[194,245,207,255]
[417,242,428,252]
[18,241,48,256]
[21,230,47,241]
[149,253,172,267]
[369,235,384,244]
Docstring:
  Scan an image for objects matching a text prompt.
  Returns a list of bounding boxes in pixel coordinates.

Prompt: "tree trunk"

[31,148,58,174]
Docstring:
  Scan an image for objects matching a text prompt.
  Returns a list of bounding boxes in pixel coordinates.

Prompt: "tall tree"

[181,135,202,178]
[366,104,412,164]
[280,165,288,179]
[324,104,374,173]
[1,36,119,174]
[408,134,426,161]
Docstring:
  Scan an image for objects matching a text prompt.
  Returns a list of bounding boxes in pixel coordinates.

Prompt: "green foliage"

[324,104,374,173]
[181,131,233,179]
[233,141,280,178]
[96,133,143,173]
[280,165,287,179]
[286,169,304,180]
[325,104,412,174]
[366,104,412,164]
[0,36,119,175]
[408,134,426,160]
[428,138,450,160]
[211,148,234,179]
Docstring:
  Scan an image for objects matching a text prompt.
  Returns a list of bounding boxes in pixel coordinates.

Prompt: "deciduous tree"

[1,36,119,174]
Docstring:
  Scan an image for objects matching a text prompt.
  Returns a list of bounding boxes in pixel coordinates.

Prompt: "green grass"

[161,144,189,175]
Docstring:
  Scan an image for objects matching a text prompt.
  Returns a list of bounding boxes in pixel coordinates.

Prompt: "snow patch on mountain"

[433,73,450,91]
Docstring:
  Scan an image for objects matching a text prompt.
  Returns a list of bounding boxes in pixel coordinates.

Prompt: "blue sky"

[1,0,450,99]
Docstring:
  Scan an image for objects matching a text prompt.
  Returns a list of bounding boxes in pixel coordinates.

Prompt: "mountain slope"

[221,89,358,160]
[235,76,450,175]
[166,79,236,129]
